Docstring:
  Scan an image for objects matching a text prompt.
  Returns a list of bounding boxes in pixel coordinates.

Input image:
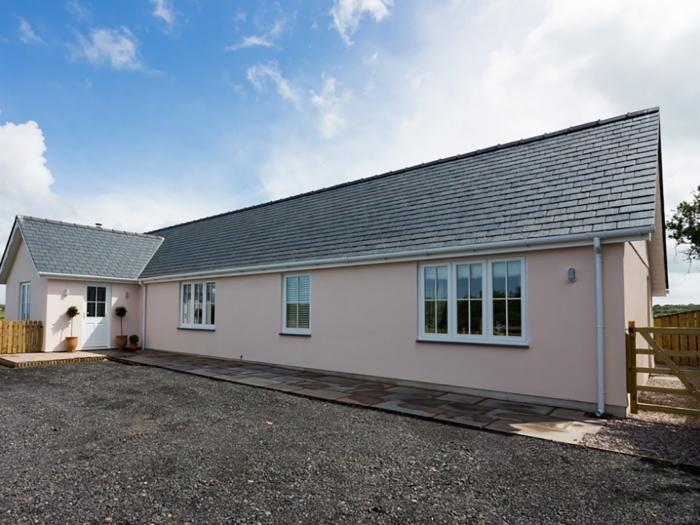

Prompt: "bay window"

[180,281,215,329]
[419,258,526,344]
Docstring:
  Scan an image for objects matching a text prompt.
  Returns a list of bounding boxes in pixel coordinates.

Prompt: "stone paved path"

[99,349,605,445]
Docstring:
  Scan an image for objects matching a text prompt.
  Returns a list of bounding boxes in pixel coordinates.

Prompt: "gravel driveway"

[582,373,700,467]
[1,362,698,525]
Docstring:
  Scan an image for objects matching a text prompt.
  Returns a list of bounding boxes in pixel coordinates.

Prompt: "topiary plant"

[66,306,79,337]
[115,306,127,336]
[129,334,139,345]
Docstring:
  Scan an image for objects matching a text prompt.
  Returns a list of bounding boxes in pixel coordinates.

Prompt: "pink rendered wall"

[5,239,47,324]
[624,241,652,328]
[623,240,654,375]
[145,244,628,410]
[44,280,141,351]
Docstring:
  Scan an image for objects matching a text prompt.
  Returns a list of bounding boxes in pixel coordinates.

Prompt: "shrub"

[129,334,140,345]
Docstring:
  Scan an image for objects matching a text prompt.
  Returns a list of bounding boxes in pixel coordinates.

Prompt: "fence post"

[626,321,638,414]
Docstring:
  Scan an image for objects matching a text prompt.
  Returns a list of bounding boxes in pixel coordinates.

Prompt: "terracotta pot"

[115,335,127,350]
[127,343,141,352]
[65,336,79,352]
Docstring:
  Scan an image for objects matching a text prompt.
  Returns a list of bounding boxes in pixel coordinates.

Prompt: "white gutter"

[141,227,653,283]
[37,272,140,284]
[593,237,605,417]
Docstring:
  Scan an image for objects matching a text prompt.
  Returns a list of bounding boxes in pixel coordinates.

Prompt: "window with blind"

[418,259,526,345]
[180,281,216,329]
[283,274,311,334]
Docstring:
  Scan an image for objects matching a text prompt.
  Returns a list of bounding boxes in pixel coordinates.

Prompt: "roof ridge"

[146,106,660,234]
[17,215,164,240]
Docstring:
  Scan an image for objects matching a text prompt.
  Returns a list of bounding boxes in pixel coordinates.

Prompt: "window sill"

[178,325,216,332]
[279,332,311,337]
[416,338,529,349]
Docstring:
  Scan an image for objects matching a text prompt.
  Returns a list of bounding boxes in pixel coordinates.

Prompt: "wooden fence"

[653,309,700,366]
[627,322,700,417]
[0,321,43,354]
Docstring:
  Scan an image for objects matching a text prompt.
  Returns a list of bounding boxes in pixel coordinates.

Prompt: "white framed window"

[283,273,311,334]
[180,281,216,329]
[418,258,527,345]
[19,282,31,321]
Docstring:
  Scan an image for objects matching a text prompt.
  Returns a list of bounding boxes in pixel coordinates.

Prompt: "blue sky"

[1,0,699,304]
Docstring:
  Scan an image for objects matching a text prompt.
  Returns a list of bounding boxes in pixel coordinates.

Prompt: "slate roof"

[140,108,661,279]
[15,216,163,280]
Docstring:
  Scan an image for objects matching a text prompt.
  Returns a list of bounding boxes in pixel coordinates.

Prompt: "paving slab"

[438,392,485,404]
[477,398,555,416]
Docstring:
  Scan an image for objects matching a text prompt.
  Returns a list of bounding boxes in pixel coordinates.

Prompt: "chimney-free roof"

[139,108,662,279]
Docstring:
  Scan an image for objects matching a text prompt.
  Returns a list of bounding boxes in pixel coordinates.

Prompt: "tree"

[666,186,700,261]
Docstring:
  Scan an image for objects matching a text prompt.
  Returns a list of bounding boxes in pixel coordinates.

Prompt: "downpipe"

[594,237,605,417]
[139,283,147,349]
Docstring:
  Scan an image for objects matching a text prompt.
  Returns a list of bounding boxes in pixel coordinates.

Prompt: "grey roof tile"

[139,108,661,279]
[17,217,163,279]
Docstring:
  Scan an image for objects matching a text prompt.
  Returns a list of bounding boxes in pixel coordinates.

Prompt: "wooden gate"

[0,321,43,353]
[653,309,700,366]
[626,322,700,417]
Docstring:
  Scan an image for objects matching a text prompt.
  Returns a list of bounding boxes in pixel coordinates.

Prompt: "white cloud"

[255,0,700,304]
[0,121,64,305]
[66,190,231,235]
[0,121,62,215]
[0,121,66,253]
[227,35,274,50]
[246,62,300,106]
[330,0,392,45]
[66,0,90,21]
[311,76,350,139]
[151,0,175,29]
[226,19,285,51]
[69,27,143,70]
[18,18,44,45]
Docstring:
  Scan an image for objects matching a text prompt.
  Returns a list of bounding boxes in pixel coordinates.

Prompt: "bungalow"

[0,108,667,417]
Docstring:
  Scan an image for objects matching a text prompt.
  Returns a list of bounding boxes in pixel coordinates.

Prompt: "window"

[86,285,107,318]
[492,261,522,337]
[418,258,526,344]
[283,274,310,334]
[19,282,31,321]
[423,265,448,334]
[180,281,215,329]
[456,263,483,335]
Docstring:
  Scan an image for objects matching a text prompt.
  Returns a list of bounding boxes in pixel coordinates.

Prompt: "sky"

[0,0,699,305]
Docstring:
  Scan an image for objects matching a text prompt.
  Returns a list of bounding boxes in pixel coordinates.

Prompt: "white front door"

[83,284,111,349]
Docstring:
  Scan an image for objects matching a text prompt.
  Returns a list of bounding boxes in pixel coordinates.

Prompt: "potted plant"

[115,306,127,350]
[127,334,141,351]
[65,306,80,352]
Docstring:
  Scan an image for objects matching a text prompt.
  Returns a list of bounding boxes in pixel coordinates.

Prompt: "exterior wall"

[145,244,628,411]
[623,240,654,377]
[4,239,47,324]
[44,279,141,352]
[624,241,652,328]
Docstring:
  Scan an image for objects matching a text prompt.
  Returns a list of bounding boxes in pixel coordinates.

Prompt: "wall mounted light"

[62,289,70,298]
[567,267,577,283]
[125,291,130,299]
